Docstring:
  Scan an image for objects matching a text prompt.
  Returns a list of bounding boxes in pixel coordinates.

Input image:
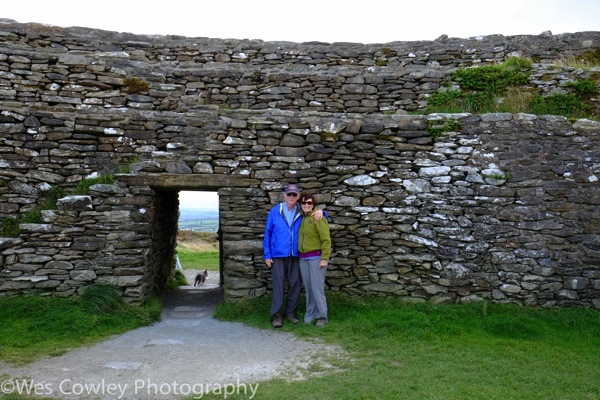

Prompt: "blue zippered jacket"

[263,203,302,259]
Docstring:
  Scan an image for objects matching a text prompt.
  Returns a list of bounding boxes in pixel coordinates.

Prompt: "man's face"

[284,191,299,208]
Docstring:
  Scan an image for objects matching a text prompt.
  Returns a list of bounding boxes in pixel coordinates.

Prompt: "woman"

[298,192,332,326]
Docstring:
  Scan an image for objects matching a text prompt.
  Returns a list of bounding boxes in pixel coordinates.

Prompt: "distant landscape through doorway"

[177,191,221,288]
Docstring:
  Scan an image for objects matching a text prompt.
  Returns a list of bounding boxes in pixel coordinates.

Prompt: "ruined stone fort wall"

[0,22,598,307]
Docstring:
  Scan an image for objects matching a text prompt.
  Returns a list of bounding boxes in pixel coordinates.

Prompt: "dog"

[194,269,208,286]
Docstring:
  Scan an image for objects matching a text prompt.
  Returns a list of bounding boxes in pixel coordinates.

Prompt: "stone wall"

[1,21,599,114]
[0,21,599,307]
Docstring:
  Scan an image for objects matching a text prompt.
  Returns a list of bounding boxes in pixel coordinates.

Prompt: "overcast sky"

[179,191,218,210]
[2,0,598,43]
[3,0,597,209]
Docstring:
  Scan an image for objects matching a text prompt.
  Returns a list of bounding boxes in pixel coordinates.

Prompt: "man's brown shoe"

[272,313,283,328]
[286,315,300,324]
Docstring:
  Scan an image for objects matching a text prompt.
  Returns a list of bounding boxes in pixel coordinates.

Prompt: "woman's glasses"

[301,201,313,205]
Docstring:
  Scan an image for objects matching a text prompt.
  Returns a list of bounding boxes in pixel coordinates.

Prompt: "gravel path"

[0,271,343,400]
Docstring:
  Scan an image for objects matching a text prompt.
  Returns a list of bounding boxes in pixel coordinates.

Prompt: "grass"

[0,280,598,399]
[422,55,599,119]
[211,293,600,400]
[71,173,115,195]
[1,241,597,400]
[552,48,600,69]
[176,230,219,271]
[177,248,219,270]
[167,269,189,289]
[0,285,161,366]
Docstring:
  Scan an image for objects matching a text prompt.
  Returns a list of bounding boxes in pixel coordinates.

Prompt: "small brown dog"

[194,269,208,286]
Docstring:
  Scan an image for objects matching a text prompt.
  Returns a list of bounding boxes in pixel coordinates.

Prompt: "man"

[263,183,323,328]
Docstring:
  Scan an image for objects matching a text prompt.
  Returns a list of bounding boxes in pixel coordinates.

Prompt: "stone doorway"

[116,173,262,301]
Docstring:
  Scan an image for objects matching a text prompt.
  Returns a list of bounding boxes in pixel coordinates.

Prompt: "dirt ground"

[0,271,344,400]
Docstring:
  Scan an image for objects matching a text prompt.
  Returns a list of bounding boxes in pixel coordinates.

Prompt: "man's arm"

[313,207,328,221]
[263,209,274,267]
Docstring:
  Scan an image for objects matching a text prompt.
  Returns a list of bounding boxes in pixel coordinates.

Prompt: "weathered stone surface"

[70,270,97,281]
[0,238,23,250]
[57,196,93,211]
[14,275,48,282]
[0,281,34,290]
[223,240,263,254]
[0,22,598,308]
[225,277,264,290]
[117,276,144,287]
[360,283,404,293]
[71,237,107,251]
[19,224,60,233]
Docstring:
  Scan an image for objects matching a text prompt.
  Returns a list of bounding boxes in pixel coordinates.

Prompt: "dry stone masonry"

[0,21,599,308]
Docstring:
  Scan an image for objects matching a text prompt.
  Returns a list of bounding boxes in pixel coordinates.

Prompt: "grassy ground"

[177,230,219,271]
[212,293,600,400]
[0,285,161,366]
[1,290,598,400]
[2,233,598,400]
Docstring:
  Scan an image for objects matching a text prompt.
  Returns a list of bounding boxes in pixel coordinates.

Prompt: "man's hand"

[319,260,328,268]
[265,259,273,268]
[314,209,324,221]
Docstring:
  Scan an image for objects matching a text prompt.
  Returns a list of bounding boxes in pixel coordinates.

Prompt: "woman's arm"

[315,218,332,261]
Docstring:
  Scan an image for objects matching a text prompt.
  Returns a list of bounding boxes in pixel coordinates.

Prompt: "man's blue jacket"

[263,203,302,260]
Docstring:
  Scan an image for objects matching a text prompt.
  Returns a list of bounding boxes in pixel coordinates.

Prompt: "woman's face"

[301,197,314,213]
